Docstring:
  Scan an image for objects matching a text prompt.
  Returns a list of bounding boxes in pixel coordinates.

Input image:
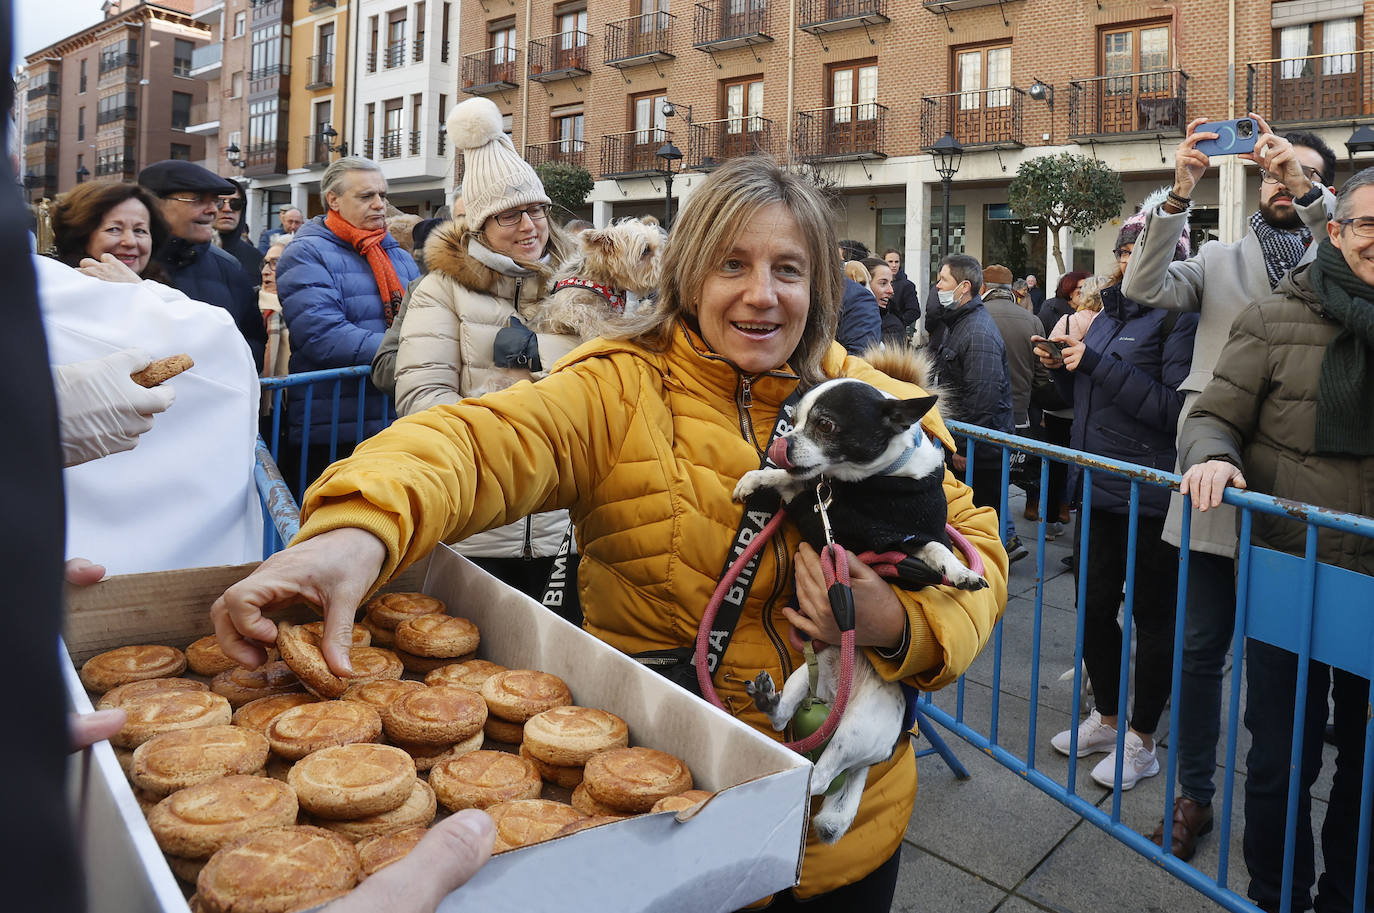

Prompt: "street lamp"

[322,124,348,157]
[928,132,964,258]
[1346,124,1374,161]
[226,142,246,169]
[655,140,683,230]
[75,165,90,183]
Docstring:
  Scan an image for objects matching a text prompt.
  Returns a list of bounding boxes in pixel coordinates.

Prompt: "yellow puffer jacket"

[298,322,1009,897]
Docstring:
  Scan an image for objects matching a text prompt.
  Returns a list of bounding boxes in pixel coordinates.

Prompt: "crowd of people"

[22,82,1374,913]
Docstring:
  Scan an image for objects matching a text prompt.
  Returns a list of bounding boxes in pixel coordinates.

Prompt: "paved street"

[890,488,1340,913]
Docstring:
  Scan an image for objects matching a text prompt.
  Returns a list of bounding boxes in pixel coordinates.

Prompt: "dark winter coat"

[837,278,882,355]
[890,270,921,327]
[219,229,264,278]
[928,295,1015,469]
[153,237,266,371]
[1052,284,1197,518]
[1038,295,1073,337]
[276,216,419,444]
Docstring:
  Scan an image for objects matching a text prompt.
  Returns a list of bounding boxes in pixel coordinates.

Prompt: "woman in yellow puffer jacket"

[213,156,1008,909]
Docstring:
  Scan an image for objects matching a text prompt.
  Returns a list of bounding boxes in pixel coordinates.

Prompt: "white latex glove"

[53,348,176,467]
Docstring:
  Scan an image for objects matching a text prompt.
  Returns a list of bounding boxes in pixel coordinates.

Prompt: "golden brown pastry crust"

[582,747,693,813]
[480,670,573,723]
[276,621,349,699]
[570,782,638,819]
[518,742,584,789]
[98,677,208,711]
[522,706,629,767]
[314,778,436,842]
[429,750,543,811]
[265,700,383,761]
[394,648,471,675]
[481,715,525,745]
[299,622,372,648]
[424,659,507,690]
[185,636,242,677]
[393,728,484,772]
[165,853,206,885]
[113,690,233,749]
[365,592,446,631]
[195,826,359,913]
[358,616,394,647]
[357,825,427,876]
[210,661,304,707]
[231,693,319,734]
[341,678,426,713]
[264,756,293,782]
[551,814,622,839]
[130,354,193,387]
[288,743,416,819]
[392,614,480,659]
[649,789,714,814]
[131,725,270,796]
[148,775,298,860]
[486,799,586,853]
[380,685,487,746]
[81,644,187,693]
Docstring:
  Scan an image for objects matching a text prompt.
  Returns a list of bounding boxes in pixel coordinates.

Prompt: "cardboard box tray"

[64,544,812,913]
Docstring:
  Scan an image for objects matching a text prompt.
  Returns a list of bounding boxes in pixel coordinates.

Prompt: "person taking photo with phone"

[1119,112,1336,862]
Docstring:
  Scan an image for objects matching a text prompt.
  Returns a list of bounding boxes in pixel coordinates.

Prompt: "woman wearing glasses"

[393,97,581,601]
[213,180,264,278]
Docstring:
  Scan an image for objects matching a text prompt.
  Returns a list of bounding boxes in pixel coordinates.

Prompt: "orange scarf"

[325,210,404,326]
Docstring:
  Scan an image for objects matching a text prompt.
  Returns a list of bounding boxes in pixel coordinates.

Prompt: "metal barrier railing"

[250,366,1374,913]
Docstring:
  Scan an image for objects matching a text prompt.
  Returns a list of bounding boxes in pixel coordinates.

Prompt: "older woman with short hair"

[213,156,1007,911]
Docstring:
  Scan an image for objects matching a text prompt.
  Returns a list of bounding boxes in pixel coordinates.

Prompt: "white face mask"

[937,288,957,308]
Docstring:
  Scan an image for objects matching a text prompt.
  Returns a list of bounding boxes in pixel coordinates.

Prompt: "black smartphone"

[1195,117,1259,157]
[1034,337,1064,360]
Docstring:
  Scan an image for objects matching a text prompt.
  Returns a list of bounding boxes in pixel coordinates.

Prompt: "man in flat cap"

[139,160,266,369]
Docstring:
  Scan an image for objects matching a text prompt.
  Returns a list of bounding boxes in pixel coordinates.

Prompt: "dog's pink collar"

[552,276,628,314]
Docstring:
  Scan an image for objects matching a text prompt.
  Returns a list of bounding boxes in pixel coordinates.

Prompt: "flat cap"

[982,264,1014,285]
[138,160,237,196]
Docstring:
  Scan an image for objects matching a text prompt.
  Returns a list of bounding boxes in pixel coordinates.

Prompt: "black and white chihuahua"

[733,377,987,844]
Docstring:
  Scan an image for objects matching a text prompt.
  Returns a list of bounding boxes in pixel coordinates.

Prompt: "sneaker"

[1051,709,1117,757]
[1044,521,1064,540]
[1006,537,1029,563]
[1090,731,1160,790]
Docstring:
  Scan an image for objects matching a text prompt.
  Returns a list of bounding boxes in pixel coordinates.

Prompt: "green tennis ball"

[792,698,846,795]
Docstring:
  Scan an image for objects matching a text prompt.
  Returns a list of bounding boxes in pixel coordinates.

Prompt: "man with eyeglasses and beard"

[139,160,266,370]
[214,179,264,278]
[1121,113,1337,864]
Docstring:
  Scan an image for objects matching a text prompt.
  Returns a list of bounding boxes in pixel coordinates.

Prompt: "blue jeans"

[1175,551,1237,805]
[1244,639,1372,913]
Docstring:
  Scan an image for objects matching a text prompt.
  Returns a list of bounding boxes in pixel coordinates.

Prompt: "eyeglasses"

[262,258,279,270]
[164,194,218,206]
[1113,247,1134,260]
[493,204,549,227]
[1335,217,1374,239]
[1261,167,1324,187]
[216,197,246,211]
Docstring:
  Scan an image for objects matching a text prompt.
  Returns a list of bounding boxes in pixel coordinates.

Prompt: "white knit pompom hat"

[447,97,549,229]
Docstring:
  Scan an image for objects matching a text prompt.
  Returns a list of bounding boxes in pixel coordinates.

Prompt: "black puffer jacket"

[153,237,266,370]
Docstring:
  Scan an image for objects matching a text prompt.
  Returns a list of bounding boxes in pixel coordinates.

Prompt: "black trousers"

[760,847,901,912]
[1043,413,1073,516]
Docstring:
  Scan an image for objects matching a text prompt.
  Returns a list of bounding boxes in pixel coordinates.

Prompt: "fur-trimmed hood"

[421,220,574,299]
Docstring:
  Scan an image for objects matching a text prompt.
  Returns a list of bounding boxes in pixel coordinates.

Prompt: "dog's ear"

[882,394,938,432]
[579,228,616,256]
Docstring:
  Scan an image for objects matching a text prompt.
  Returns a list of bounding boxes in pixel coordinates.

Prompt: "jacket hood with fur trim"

[422,221,560,299]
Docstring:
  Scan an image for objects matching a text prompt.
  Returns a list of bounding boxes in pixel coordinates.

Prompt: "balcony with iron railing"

[794,103,888,161]
[94,157,137,178]
[97,105,138,125]
[920,86,1026,149]
[528,31,591,82]
[461,47,519,94]
[1068,69,1189,139]
[304,133,333,167]
[308,0,336,9]
[798,0,888,34]
[26,80,59,101]
[385,41,406,68]
[1246,48,1374,127]
[379,130,403,159]
[604,12,675,68]
[410,130,423,155]
[413,37,425,63]
[525,138,586,169]
[688,116,773,169]
[98,51,139,75]
[244,139,288,173]
[693,2,771,51]
[306,54,333,89]
[600,129,677,178]
[24,122,59,145]
[248,63,290,82]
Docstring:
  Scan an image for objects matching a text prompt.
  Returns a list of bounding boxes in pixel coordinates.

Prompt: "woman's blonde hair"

[1076,274,1110,312]
[613,156,843,386]
[844,260,871,285]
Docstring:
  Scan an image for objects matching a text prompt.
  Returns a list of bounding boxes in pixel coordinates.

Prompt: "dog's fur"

[535,217,667,339]
[735,378,987,844]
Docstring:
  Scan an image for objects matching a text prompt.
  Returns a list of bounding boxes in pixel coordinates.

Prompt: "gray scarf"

[1250,211,1311,289]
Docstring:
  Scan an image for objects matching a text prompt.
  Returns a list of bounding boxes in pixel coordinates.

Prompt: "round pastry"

[365,592,446,631]
[570,782,637,819]
[394,648,471,675]
[288,743,415,819]
[344,647,405,685]
[583,747,693,813]
[195,826,360,913]
[185,636,242,677]
[300,621,372,648]
[358,616,394,647]
[342,678,426,714]
[232,693,319,734]
[265,700,383,761]
[429,750,542,811]
[381,685,487,747]
[425,659,507,690]
[357,826,427,877]
[650,789,715,814]
[80,644,187,693]
[315,778,436,841]
[523,706,629,767]
[276,621,349,699]
[148,775,297,859]
[552,815,622,839]
[98,677,207,711]
[394,728,484,773]
[131,725,270,797]
[486,799,585,853]
[210,661,304,707]
[393,614,480,659]
[482,716,525,745]
[113,690,233,749]
[166,853,206,886]
[113,745,135,777]
[518,743,584,789]
[480,670,573,723]
[134,785,162,816]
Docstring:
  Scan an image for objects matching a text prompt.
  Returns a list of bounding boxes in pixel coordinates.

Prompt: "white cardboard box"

[65,544,812,913]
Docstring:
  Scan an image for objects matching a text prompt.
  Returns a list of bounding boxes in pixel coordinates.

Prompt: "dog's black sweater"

[784,472,950,556]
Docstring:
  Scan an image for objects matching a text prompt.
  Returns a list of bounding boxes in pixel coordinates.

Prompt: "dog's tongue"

[767,436,791,469]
